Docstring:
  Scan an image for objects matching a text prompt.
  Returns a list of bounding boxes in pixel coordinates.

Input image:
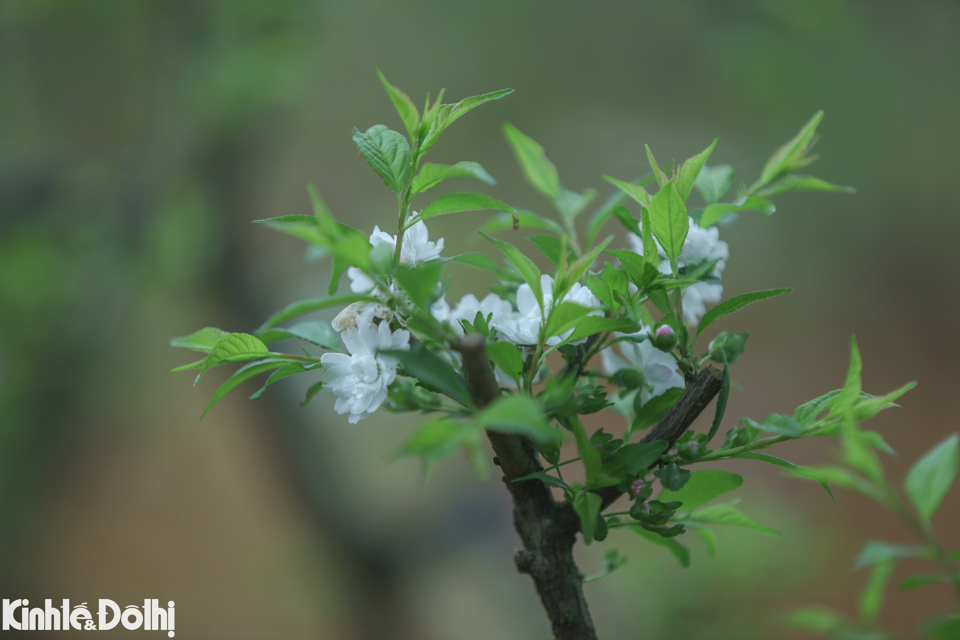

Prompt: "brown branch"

[458,333,598,640]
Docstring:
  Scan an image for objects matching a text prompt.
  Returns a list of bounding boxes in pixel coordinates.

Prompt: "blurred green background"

[1,1,958,638]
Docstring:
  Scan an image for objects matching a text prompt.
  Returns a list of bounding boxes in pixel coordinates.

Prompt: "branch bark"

[458,335,724,640]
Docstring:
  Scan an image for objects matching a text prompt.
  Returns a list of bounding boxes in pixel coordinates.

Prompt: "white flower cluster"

[599,329,685,409]
[628,218,729,323]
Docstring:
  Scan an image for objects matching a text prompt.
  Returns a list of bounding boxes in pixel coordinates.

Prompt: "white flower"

[433,293,515,337]
[492,275,602,346]
[320,320,410,424]
[347,219,444,298]
[600,330,685,407]
[331,301,392,332]
[627,217,729,323]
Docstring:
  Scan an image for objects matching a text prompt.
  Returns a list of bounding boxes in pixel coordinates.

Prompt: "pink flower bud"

[630,480,647,497]
[655,325,675,340]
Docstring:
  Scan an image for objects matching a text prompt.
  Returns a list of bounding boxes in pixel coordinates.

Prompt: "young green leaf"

[573,489,603,544]
[779,607,848,635]
[446,252,498,270]
[585,174,655,248]
[352,124,412,193]
[413,192,517,225]
[632,387,684,434]
[301,380,323,408]
[420,88,514,153]
[201,358,291,418]
[529,235,576,266]
[249,362,310,400]
[478,395,562,447]
[756,174,855,198]
[376,69,420,142]
[602,175,651,208]
[170,327,230,353]
[675,138,717,202]
[659,463,691,491]
[601,440,669,478]
[544,302,595,340]
[904,433,959,524]
[259,320,340,350]
[571,416,606,487]
[198,333,270,380]
[735,452,837,502]
[831,336,863,418]
[683,504,780,536]
[555,188,597,222]
[706,359,730,443]
[557,317,638,346]
[513,471,570,490]
[503,123,562,201]
[660,470,743,511]
[898,573,953,591]
[410,161,495,194]
[481,233,543,310]
[858,559,894,624]
[395,418,480,476]
[486,341,524,384]
[852,540,931,570]
[699,196,776,228]
[759,110,824,187]
[396,260,443,311]
[479,208,565,236]
[383,343,473,407]
[695,288,793,339]
[693,164,734,205]
[645,144,668,188]
[632,525,690,567]
[646,182,689,261]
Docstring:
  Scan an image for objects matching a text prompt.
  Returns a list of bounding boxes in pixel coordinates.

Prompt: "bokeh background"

[1,1,958,638]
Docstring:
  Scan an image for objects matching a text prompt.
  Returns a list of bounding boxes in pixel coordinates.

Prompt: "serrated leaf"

[645,145,668,188]
[478,395,561,447]
[259,320,340,350]
[735,452,837,502]
[684,504,780,535]
[413,192,516,225]
[420,88,513,153]
[904,433,959,523]
[250,362,309,400]
[376,69,420,142]
[756,174,855,198]
[171,327,230,353]
[482,233,543,310]
[695,288,793,338]
[660,470,743,511]
[675,139,717,202]
[759,110,823,186]
[255,293,378,333]
[602,174,651,208]
[411,161,495,193]
[694,164,734,205]
[700,196,776,228]
[352,125,412,193]
[647,182,688,261]
[503,123,561,201]
[544,302,595,340]
[632,525,690,567]
[632,387,684,434]
[573,489,603,544]
[198,333,270,380]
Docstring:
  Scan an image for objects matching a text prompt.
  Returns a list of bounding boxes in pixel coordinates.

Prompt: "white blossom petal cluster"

[347,218,444,296]
[432,293,516,337]
[628,218,729,323]
[491,275,603,346]
[600,329,685,407]
[320,321,410,423]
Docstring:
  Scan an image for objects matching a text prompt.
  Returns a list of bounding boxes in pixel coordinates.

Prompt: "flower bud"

[630,479,653,500]
[679,440,701,460]
[652,324,678,352]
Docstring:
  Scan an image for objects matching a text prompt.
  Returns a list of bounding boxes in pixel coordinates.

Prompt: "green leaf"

[921,613,960,640]
[250,362,309,400]
[544,302,595,340]
[659,463,691,491]
[756,174,855,198]
[251,214,319,226]
[571,416,605,487]
[556,236,613,295]
[735,452,837,502]
[573,489,603,544]
[171,327,230,353]
[503,123,561,200]
[707,331,749,364]
[693,164,734,205]
[478,395,561,447]
[482,233,543,310]
[201,358,290,419]
[640,207,658,269]
[585,174,655,248]
[352,124,412,193]
[699,196,776,228]
[301,380,323,408]
[446,252,498,270]
[486,341,524,384]
[395,260,443,311]
[759,110,824,186]
[793,389,845,427]
[198,333,269,380]
[706,360,730,443]
[529,235,576,267]
[255,294,378,333]
[413,192,517,225]
[647,182,688,261]
[259,320,340,350]
[559,317,638,346]
[555,188,597,222]
[602,440,669,478]
[832,336,863,417]
[645,144,668,188]
[852,381,916,422]
[420,88,514,153]
[513,471,570,490]
[898,572,953,591]
[632,525,690,567]
[375,69,419,142]
[695,288,793,339]
[779,607,848,634]
[583,548,628,583]
[675,139,717,202]
[396,418,479,476]
[411,161,495,194]
[602,175,651,208]
[383,343,473,407]
[683,504,780,536]
[632,387,684,434]
[660,470,743,511]
[479,208,565,236]
[904,433,959,523]
[853,540,931,570]
[858,559,894,624]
